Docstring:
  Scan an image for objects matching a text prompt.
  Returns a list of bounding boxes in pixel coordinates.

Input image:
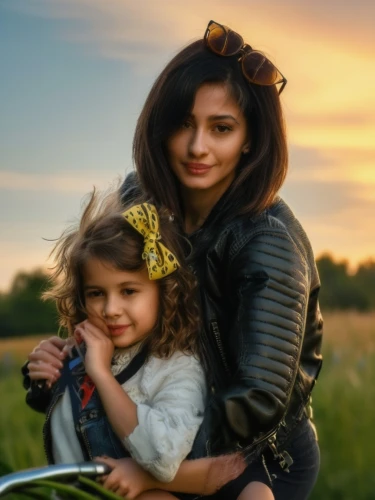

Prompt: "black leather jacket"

[121,174,323,459]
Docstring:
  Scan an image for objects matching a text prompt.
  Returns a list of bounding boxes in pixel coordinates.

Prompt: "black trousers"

[178,417,320,500]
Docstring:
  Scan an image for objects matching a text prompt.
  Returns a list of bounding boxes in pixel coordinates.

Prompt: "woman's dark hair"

[133,39,288,223]
[43,186,201,358]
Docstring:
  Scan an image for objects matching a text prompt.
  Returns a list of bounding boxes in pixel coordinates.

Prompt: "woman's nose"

[188,129,209,157]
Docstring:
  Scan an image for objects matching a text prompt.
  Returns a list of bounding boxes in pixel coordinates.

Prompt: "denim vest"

[44,346,147,463]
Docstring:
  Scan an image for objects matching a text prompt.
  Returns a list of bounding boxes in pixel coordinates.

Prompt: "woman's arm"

[209,227,310,449]
[97,454,246,497]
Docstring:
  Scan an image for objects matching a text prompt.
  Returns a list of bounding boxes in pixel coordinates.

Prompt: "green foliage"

[1,311,375,500]
[0,269,58,338]
[309,315,375,499]
[0,369,46,471]
[0,462,13,476]
[1,254,375,339]
[0,366,124,499]
[0,260,373,493]
[316,253,375,311]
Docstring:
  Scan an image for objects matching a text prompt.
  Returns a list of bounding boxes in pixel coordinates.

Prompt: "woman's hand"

[95,457,157,499]
[95,454,247,498]
[27,336,68,388]
[75,320,114,381]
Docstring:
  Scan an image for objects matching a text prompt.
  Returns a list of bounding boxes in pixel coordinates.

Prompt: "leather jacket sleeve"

[22,361,52,413]
[211,225,310,449]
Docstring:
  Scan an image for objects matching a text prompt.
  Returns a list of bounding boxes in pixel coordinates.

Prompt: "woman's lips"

[184,162,212,175]
[107,325,129,336]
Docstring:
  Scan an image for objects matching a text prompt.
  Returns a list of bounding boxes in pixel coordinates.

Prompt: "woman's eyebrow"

[187,112,240,124]
[207,114,239,123]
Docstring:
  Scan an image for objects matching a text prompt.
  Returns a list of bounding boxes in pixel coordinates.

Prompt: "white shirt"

[51,345,206,482]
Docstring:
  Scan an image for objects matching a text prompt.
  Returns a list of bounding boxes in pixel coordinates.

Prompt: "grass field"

[1,312,374,499]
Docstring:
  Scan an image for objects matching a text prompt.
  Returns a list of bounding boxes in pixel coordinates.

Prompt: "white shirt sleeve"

[122,352,206,482]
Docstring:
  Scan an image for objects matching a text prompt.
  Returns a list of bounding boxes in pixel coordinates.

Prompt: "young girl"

[22,189,209,499]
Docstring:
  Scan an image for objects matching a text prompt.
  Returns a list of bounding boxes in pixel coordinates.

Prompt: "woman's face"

[167,82,249,204]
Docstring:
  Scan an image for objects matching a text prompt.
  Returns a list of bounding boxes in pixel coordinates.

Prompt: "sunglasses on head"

[204,20,287,95]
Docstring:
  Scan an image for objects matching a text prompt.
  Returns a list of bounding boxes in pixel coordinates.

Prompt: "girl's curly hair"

[43,184,201,358]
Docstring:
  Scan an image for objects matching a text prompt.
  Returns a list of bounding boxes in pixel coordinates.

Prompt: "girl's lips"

[107,325,129,336]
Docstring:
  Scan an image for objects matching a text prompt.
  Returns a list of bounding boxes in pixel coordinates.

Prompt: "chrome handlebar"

[0,461,111,496]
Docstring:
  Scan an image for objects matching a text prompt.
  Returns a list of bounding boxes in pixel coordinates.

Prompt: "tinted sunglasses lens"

[242,51,279,85]
[207,22,243,56]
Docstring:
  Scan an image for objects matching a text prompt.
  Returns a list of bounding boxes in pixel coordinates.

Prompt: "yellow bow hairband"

[122,203,180,280]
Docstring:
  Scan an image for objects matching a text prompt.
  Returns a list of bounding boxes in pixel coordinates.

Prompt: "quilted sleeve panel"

[215,226,310,444]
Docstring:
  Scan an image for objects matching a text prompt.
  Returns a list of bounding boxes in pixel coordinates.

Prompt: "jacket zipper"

[210,320,231,376]
[210,320,294,469]
[239,422,282,453]
[266,421,294,472]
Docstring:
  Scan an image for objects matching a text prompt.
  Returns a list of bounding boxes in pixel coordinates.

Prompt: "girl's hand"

[94,456,157,499]
[75,320,114,381]
[27,336,68,388]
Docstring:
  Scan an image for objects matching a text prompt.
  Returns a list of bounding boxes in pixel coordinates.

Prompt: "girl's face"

[82,257,159,349]
[167,82,249,205]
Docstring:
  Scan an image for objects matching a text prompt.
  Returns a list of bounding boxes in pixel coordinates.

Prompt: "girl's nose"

[188,129,209,157]
[103,295,122,319]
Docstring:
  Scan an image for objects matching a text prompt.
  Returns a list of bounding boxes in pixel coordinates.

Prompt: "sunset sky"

[1,0,374,291]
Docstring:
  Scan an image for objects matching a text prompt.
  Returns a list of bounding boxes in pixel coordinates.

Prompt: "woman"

[102,20,323,499]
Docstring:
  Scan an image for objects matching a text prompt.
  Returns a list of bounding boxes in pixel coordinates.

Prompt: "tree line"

[0,253,374,338]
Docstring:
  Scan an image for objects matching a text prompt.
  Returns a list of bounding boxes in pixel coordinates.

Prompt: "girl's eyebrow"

[84,281,143,289]
[119,281,144,287]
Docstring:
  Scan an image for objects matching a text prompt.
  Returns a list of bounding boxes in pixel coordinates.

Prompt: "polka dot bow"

[122,203,180,280]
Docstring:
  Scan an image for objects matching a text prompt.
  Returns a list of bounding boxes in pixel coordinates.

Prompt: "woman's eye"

[215,124,232,133]
[181,120,193,129]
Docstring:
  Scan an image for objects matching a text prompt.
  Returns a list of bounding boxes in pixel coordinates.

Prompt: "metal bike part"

[0,461,111,496]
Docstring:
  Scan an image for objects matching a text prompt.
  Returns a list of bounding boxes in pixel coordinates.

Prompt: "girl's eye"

[214,124,232,133]
[86,290,102,298]
[123,288,136,296]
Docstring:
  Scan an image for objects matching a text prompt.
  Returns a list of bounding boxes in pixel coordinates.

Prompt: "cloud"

[6,0,375,135]
[9,0,373,59]
[283,177,374,218]
[0,170,124,193]
[2,0,375,283]
[288,146,375,186]
[0,241,53,292]
[281,177,375,267]
[4,0,200,66]
[283,143,375,265]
